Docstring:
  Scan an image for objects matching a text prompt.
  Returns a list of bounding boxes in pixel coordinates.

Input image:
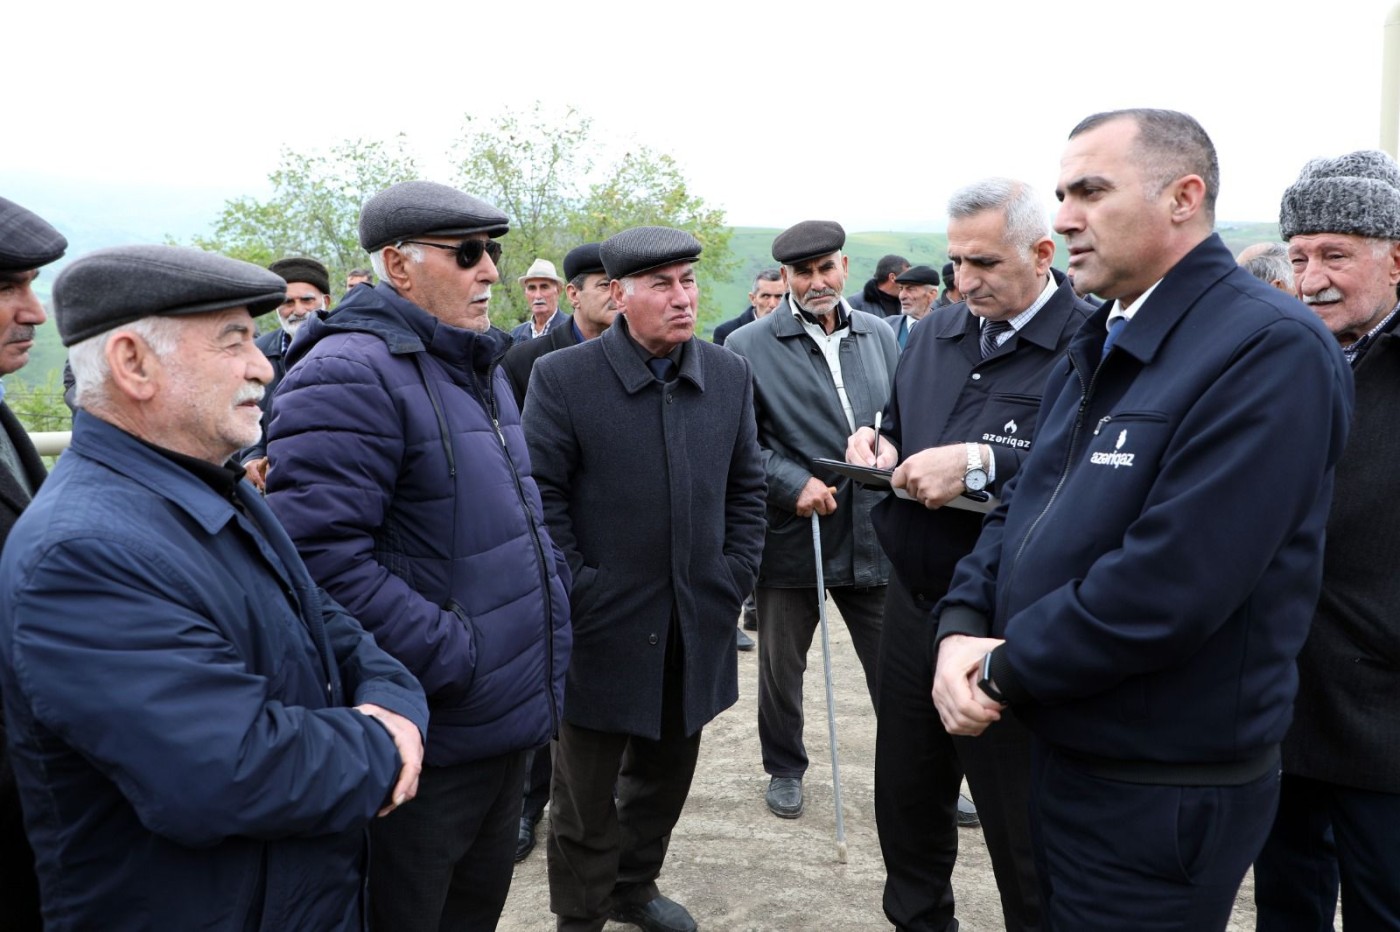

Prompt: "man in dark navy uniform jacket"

[849,178,1092,932]
[931,109,1352,931]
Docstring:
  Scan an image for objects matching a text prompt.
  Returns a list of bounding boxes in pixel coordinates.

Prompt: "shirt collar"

[1105,278,1164,331]
[1345,300,1400,367]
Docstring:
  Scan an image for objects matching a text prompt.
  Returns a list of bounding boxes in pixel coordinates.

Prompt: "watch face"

[964,468,989,492]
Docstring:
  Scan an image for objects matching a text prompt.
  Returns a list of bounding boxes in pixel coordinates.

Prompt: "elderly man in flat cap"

[887,263,940,350]
[523,226,765,932]
[511,256,571,344]
[1252,150,1400,932]
[0,244,428,931]
[0,196,66,932]
[264,180,572,930]
[725,220,898,821]
[238,255,331,490]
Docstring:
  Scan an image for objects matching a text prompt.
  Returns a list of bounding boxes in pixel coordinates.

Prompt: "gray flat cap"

[563,242,604,281]
[772,220,846,265]
[1280,149,1400,241]
[54,245,288,347]
[0,197,67,271]
[269,256,330,296]
[895,265,941,287]
[600,227,702,280]
[359,181,509,251]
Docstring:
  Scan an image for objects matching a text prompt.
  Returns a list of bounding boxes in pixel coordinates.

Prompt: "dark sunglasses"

[397,239,502,269]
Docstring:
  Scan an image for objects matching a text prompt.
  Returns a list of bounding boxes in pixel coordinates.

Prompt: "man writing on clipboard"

[845,178,1093,932]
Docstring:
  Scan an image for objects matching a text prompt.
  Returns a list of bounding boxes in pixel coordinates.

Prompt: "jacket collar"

[290,282,509,372]
[769,296,874,339]
[1069,232,1235,369]
[930,274,1081,351]
[601,314,705,395]
[68,411,242,536]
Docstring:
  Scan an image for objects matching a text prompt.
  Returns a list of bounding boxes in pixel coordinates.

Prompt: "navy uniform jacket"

[936,234,1353,768]
[874,278,1093,595]
[0,412,429,931]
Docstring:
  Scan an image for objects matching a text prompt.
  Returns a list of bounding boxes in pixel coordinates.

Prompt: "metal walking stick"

[811,509,848,863]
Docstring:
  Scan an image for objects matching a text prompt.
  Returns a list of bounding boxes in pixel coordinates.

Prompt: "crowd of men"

[0,105,1395,932]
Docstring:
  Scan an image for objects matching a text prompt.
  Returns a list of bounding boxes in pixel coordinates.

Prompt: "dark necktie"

[1102,317,1127,358]
[647,357,677,382]
[980,320,1013,359]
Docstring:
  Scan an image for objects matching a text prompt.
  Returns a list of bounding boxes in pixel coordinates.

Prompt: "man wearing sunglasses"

[265,180,573,931]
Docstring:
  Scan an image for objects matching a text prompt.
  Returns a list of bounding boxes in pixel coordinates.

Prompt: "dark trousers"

[1030,741,1277,932]
[0,780,41,932]
[875,575,1041,932]
[369,751,526,932]
[521,745,553,825]
[756,584,884,777]
[547,666,702,932]
[1255,773,1400,932]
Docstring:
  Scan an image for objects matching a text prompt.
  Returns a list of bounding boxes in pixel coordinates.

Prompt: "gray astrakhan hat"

[599,227,702,280]
[358,181,510,251]
[895,265,941,287]
[0,197,67,271]
[771,220,846,266]
[562,243,604,281]
[1280,149,1400,241]
[54,245,288,347]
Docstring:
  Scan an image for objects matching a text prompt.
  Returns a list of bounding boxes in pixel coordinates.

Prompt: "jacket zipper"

[999,354,1099,622]
[479,366,560,735]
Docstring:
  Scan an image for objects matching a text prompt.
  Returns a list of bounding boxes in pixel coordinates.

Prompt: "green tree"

[452,104,733,329]
[193,136,420,296]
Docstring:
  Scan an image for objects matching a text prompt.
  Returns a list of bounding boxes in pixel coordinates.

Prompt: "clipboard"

[811,457,999,514]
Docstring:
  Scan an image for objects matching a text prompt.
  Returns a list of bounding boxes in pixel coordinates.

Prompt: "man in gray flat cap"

[524,225,765,932]
[264,180,572,931]
[887,263,941,350]
[511,257,571,344]
[1253,150,1400,932]
[725,219,898,821]
[238,255,331,490]
[0,244,428,931]
[0,196,66,932]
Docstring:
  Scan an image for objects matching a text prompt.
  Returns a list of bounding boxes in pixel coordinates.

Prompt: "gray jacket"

[726,299,898,588]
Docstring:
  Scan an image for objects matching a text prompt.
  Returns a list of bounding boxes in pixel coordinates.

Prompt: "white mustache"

[1302,288,1344,305]
[236,384,265,405]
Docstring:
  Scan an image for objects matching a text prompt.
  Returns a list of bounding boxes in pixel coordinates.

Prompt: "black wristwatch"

[977,650,1007,704]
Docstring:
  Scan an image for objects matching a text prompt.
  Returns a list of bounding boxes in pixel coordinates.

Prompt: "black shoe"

[609,894,697,932]
[766,776,803,819]
[514,816,537,862]
[956,793,979,828]
[736,628,755,652]
[742,613,758,631]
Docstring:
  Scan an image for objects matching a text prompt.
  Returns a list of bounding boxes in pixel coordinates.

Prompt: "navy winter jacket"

[267,283,571,767]
[936,235,1353,766]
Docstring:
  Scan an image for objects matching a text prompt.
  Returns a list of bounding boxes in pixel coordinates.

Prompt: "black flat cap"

[563,242,605,282]
[54,245,288,347]
[0,197,67,272]
[269,256,330,296]
[895,265,941,286]
[600,227,702,280]
[359,181,509,251]
[771,220,845,265]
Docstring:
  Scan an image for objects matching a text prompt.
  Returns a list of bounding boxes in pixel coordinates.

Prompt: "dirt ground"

[498,599,1262,931]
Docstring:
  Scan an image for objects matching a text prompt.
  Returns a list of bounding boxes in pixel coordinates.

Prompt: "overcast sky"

[6,0,1399,233]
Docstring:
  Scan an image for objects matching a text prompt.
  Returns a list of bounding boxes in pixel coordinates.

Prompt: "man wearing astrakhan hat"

[511,256,571,344]
[263,181,572,930]
[0,196,66,932]
[523,226,765,932]
[1253,150,1400,931]
[724,220,898,822]
[0,244,428,931]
